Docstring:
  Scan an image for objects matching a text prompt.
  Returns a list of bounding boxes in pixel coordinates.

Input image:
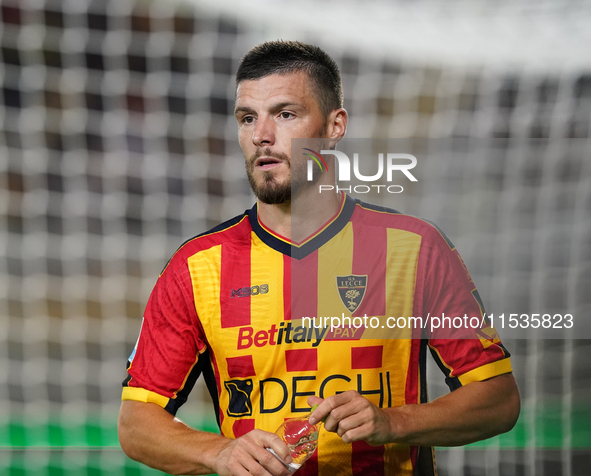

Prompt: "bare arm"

[309,373,520,447]
[118,400,292,476]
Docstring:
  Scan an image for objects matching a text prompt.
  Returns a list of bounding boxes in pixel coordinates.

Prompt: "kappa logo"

[231,284,269,298]
[224,379,253,417]
[336,275,367,313]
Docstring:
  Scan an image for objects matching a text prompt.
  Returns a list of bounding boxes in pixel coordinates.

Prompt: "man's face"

[234,71,327,204]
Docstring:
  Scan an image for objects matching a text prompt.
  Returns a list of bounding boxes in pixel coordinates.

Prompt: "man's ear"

[326,108,348,148]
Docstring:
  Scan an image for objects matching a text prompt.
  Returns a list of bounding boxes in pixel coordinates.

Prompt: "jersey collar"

[248,194,356,259]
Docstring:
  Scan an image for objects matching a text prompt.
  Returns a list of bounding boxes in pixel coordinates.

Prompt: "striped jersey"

[122,194,511,476]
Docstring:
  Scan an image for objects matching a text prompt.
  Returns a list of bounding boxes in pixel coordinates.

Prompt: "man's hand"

[307,373,520,448]
[215,430,292,476]
[308,391,393,445]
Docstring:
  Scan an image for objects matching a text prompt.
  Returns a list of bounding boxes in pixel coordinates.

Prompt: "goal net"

[1,0,589,474]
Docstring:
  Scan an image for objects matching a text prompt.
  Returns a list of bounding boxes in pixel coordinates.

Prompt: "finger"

[309,394,347,425]
[340,425,366,444]
[324,390,358,407]
[240,455,277,476]
[322,395,371,432]
[253,431,292,464]
[315,390,360,418]
[338,420,384,445]
[219,444,272,476]
[312,398,341,429]
[250,447,292,476]
[235,437,291,476]
[322,404,359,431]
[339,402,374,428]
[307,396,325,426]
[307,395,323,407]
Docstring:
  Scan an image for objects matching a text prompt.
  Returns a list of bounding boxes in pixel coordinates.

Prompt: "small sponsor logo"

[224,378,253,417]
[226,372,393,416]
[237,322,329,349]
[231,284,269,298]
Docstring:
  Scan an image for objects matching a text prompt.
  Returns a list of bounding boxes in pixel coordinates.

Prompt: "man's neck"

[257,189,343,243]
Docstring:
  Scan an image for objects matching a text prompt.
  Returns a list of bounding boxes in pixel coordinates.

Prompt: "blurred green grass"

[1,402,589,474]
[2,402,589,449]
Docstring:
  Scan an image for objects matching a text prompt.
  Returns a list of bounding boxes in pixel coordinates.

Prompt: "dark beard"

[247,168,292,204]
[245,148,299,205]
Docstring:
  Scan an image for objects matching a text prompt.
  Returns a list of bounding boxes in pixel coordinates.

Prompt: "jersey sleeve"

[417,224,512,391]
[121,259,209,415]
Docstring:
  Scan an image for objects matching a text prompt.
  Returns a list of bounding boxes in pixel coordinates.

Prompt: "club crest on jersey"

[336,275,367,313]
[224,379,253,417]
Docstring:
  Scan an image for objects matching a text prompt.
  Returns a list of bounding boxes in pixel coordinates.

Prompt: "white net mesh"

[1,0,590,474]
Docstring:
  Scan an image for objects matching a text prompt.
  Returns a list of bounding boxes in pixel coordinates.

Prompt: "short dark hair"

[236,40,343,117]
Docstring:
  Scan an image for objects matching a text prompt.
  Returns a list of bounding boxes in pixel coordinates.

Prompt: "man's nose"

[252,116,275,147]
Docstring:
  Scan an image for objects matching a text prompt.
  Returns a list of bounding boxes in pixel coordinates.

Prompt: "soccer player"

[118,41,520,476]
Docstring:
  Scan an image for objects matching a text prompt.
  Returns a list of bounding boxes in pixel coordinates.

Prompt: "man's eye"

[242,116,255,124]
[280,112,293,119]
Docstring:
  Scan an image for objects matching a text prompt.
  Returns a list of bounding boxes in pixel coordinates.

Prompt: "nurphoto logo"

[305,149,418,194]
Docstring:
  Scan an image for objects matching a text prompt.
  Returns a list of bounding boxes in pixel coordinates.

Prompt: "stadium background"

[1,0,590,474]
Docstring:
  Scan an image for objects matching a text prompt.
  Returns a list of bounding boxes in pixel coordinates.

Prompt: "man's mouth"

[255,157,282,169]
